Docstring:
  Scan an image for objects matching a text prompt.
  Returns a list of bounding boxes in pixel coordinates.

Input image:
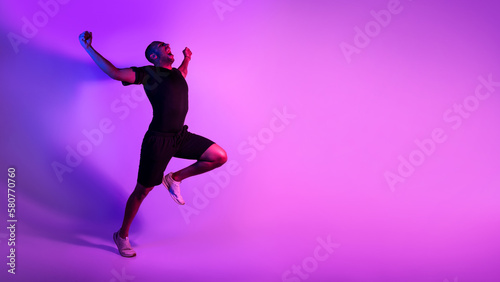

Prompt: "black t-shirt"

[122,66,188,133]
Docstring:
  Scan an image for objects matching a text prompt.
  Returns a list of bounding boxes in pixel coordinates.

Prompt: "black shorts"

[137,125,215,187]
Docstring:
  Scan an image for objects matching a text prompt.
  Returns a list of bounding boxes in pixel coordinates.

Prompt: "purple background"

[1,0,500,281]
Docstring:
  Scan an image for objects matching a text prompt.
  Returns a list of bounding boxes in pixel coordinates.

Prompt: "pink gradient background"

[1,0,499,281]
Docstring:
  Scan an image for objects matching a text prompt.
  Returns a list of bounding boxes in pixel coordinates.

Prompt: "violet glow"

[1,0,500,281]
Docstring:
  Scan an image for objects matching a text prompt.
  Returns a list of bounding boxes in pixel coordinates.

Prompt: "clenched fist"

[79,31,92,49]
[183,47,192,59]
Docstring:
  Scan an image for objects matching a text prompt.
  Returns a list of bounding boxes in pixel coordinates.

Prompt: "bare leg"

[172,144,227,181]
[119,182,154,239]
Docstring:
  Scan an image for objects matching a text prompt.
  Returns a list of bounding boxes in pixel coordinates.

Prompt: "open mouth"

[165,45,173,56]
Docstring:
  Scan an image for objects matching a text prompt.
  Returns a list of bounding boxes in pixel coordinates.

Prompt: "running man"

[79,31,227,257]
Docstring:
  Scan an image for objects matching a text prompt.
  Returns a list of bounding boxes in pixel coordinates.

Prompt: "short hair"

[145,41,160,64]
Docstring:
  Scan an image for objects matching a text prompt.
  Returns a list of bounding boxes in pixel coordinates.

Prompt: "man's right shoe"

[113,230,136,258]
[162,172,185,205]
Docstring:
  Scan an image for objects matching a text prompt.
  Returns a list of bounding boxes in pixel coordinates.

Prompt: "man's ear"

[150,53,157,61]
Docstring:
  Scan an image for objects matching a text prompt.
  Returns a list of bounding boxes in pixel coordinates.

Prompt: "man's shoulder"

[121,65,154,86]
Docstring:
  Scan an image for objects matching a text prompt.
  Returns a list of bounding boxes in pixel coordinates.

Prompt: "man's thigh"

[137,132,177,187]
[174,131,215,160]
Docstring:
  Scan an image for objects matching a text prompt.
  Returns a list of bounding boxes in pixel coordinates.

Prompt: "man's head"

[145,41,174,65]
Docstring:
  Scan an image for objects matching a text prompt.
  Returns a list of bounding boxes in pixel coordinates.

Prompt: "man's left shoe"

[162,172,185,205]
[113,230,136,258]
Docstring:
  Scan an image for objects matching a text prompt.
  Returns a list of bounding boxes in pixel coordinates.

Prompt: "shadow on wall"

[1,34,146,251]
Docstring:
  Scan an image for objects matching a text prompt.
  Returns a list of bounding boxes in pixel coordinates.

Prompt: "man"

[79,31,227,257]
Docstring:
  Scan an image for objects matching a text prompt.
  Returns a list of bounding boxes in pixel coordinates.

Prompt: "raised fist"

[183,47,192,59]
[79,31,92,49]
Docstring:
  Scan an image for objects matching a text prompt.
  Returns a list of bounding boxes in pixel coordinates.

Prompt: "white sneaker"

[113,230,136,257]
[162,172,185,205]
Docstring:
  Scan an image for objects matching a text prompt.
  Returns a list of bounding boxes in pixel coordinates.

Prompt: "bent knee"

[215,149,228,167]
[202,144,228,167]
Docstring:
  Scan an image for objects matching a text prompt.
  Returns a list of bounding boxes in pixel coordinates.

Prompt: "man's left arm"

[178,47,192,78]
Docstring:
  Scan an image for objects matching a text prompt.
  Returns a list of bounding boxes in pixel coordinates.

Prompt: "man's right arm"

[79,31,135,84]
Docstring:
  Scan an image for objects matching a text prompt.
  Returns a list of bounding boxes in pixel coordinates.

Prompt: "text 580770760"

[7,167,16,275]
